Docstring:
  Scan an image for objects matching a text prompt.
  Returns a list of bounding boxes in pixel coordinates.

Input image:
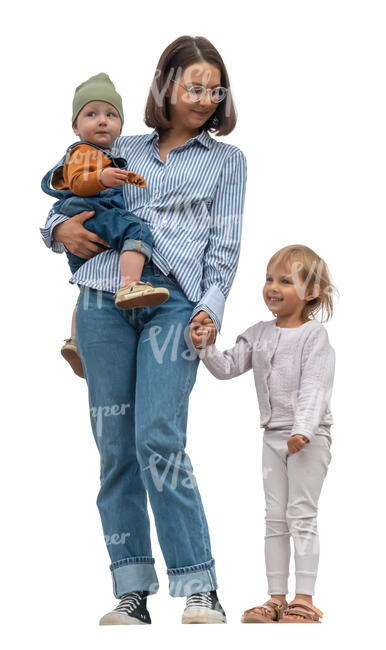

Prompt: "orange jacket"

[51,143,111,196]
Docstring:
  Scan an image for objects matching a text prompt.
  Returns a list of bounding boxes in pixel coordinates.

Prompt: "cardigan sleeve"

[188,149,247,333]
[291,326,335,441]
[198,322,257,379]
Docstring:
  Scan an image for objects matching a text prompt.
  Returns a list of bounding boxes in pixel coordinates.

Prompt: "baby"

[41,73,169,377]
[194,244,337,624]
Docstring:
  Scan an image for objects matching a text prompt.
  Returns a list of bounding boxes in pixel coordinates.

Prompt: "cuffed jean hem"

[267,572,289,595]
[167,559,217,597]
[110,557,159,598]
[295,571,316,596]
[120,238,152,263]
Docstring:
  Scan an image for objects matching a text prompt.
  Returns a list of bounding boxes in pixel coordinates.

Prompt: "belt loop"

[151,261,160,276]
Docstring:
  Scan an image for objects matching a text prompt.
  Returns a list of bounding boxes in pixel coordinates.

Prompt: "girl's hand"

[287,434,309,454]
[190,312,217,349]
[53,211,110,258]
[100,167,130,187]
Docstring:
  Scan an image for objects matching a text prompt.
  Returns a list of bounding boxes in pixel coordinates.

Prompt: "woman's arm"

[40,207,71,253]
[40,207,110,258]
[291,327,335,441]
[189,149,247,333]
[197,323,256,379]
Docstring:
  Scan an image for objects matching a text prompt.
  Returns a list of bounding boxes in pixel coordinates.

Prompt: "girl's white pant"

[262,428,332,596]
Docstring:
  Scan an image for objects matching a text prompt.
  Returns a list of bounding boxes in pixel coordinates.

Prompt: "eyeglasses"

[171,80,228,104]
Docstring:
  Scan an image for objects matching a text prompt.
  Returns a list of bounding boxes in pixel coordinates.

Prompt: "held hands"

[287,434,309,454]
[190,312,217,349]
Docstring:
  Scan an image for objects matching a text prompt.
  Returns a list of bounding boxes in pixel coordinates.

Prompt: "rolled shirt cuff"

[189,284,225,333]
[40,212,69,252]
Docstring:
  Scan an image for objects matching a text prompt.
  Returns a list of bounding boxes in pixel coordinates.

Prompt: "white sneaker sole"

[99,611,149,625]
[181,607,227,624]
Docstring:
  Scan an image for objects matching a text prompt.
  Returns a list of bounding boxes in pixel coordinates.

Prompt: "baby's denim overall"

[41,140,153,274]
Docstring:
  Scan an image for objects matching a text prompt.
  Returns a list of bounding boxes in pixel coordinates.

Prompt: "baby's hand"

[100,167,129,188]
[287,434,309,454]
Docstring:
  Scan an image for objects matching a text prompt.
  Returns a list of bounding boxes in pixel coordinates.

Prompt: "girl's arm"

[198,323,257,379]
[291,326,335,441]
[189,149,247,333]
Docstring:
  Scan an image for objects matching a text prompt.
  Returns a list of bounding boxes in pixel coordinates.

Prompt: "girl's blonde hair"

[267,245,338,322]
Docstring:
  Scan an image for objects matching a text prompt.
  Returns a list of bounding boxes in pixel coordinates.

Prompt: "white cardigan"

[199,318,335,440]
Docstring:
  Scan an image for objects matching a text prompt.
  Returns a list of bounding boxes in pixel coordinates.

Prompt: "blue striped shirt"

[40,128,247,332]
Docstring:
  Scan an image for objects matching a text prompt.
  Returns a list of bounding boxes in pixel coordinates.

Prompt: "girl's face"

[165,62,221,131]
[263,262,316,323]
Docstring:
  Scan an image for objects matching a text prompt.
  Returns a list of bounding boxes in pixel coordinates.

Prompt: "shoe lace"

[114,591,143,614]
[186,591,212,609]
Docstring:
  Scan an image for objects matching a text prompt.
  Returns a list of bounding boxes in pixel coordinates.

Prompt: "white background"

[2,0,385,647]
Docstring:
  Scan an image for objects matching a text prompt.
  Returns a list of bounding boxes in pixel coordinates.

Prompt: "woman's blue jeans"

[75,261,217,598]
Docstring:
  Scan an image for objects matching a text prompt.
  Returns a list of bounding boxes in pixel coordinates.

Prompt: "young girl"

[195,244,337,624]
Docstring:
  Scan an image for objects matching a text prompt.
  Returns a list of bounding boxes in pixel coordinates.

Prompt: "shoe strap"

[120,281,152,290]
[262,598,287,618]
[244,598,286,620]
[284,598,323,620]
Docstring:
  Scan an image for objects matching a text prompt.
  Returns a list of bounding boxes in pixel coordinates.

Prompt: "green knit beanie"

[72,72,124,126]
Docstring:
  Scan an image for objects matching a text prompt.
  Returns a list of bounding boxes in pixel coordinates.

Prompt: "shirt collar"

[147,128,213,150]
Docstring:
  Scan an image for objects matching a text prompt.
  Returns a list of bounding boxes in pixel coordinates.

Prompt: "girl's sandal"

[241,598,288,623]
[278,598,323,623]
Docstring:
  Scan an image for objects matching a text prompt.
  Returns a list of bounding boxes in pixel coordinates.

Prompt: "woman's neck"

[158,125,200,146]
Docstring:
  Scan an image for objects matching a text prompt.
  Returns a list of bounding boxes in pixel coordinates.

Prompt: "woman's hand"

[53,211,111,258]
[287,434,309,454]
[190,311,217,349]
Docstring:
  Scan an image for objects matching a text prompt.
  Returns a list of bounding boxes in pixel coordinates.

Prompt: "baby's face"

[263,262,315,319]
[72,100,122,149]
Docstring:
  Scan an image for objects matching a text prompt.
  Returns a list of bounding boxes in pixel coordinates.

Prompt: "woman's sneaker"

[60,338,84,378]
[99,590,151,625]
[115,281,169,309]
[181,590,227,624]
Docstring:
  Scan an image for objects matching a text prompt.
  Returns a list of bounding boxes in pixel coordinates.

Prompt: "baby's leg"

[119,250,146,287]
[286,435,332,595]
[262,432,291,596]
[114,215,169,309]
[60,300,84,378]
[71,304,77,339]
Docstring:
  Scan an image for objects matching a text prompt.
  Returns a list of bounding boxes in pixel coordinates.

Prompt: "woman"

[41,35,247,625]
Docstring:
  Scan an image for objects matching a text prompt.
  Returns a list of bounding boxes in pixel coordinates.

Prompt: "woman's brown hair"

[144,35,237,136]
[268,245,339,322]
